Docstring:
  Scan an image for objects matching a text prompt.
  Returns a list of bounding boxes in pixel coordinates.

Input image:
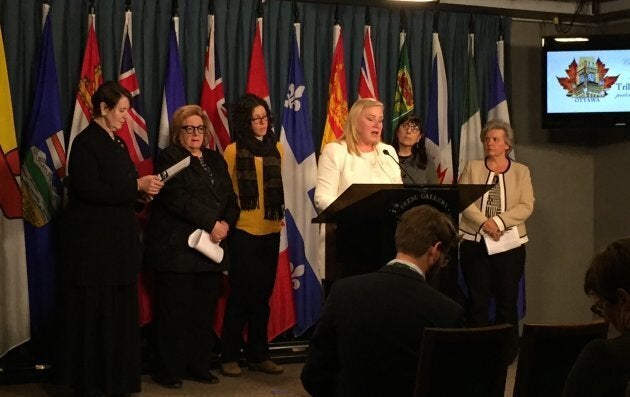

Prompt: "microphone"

[383,149,419,185]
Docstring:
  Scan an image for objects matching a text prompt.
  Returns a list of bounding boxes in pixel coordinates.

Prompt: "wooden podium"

[312,184,490,282]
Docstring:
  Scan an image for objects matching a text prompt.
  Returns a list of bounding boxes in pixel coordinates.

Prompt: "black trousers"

[459,240,526,328]
[154,271,222,379]
[221,229,279,363]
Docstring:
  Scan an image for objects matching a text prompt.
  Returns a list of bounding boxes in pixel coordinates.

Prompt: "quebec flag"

[280,23,322,336]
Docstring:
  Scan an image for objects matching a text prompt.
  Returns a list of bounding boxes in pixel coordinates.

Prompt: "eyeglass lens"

[182,125,206,134]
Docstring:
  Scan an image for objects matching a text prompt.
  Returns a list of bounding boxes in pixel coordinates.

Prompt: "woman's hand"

[137,175,164,196]
[482,218,501,241]
[210,220,229,243]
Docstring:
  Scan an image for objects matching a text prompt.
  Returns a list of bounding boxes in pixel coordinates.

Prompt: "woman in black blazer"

[144,105,239,389]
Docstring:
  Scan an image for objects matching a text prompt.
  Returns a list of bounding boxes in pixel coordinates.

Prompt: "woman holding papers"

[458,119,534,359]
[220,94,285,377]
[314,98,402,211]
[144,105,239,389]
[57,81,164,396]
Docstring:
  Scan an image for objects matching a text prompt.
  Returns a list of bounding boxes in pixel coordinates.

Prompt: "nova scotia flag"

[280,23,321,336]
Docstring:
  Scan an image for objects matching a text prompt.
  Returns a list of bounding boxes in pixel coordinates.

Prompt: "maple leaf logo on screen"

[557,57,620,98]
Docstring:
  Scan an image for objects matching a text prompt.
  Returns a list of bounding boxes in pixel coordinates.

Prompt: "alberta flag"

[425,33,453,184]
[157,17,186,150]
[458,33,483,177]
[280,23,321,336]
[20,5,65,358]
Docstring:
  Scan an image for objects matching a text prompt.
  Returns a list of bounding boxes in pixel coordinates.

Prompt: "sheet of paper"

[483,227,521,255]
[159,156,191,183]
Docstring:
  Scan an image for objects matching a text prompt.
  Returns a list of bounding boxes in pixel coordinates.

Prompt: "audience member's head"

[584,237,630,333]
[395,205,458,271]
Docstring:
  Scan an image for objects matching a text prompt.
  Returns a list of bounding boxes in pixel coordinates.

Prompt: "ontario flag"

[116,10,154,326]
[66,13,102,169]
[200,13,230,154]
[280,23,321,336]
[157,16,186,150]
[320,23,348,151]
[0,24,29,358]
[117,10,152,177]
[357,24,378,100]
[20,5,65,359]
[392,30,414,126]
[214,16,296,341]
[425,32,453,184]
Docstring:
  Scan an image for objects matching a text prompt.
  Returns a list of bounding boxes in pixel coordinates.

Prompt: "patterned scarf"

[235,132,284,221]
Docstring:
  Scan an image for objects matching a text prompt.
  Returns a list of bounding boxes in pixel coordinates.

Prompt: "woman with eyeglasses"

[144,105,239,389]
[458,119,534,361]
[391,114,434,185]
[562,237,630,397]
[219,93,285,377]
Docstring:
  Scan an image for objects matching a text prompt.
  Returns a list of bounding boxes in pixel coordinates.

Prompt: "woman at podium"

[315,98,402,211]
[458,119,534,359]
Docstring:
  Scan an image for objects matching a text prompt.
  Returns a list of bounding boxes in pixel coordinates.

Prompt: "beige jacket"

[459,159,534,244]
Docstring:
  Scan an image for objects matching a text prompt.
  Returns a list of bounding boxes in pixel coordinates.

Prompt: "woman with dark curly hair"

[391,114,434,185]
[220,93,285,377]
[562,237,630,397]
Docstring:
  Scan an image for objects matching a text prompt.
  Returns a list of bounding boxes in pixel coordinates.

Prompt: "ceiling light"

[554,37,589,42]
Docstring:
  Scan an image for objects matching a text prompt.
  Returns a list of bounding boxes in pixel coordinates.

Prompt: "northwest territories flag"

[20,6,65,359]
[280,23,321,336]
[157,17,185,150]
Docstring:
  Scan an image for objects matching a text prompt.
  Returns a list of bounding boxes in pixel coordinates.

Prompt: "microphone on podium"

[383,149,419,185]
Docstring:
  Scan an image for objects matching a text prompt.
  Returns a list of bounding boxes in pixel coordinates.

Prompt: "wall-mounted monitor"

[541,35,630,129]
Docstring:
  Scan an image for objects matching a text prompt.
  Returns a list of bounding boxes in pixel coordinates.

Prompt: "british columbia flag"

[357,24,379,100]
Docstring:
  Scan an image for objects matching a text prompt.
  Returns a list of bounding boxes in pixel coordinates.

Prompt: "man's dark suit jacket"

[301,263,465,397]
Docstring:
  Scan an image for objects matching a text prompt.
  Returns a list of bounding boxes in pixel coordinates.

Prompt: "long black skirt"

[56,282,141,395]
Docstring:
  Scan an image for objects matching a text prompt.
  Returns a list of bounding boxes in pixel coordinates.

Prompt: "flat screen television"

[541,34,630,129]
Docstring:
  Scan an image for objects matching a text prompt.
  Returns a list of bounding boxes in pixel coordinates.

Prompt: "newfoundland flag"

[280,23,321,336]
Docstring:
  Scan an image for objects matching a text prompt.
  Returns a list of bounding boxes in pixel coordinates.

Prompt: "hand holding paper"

[483,227,521,255]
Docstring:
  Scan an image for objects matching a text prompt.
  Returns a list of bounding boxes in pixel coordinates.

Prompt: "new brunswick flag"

[320,23,348,151]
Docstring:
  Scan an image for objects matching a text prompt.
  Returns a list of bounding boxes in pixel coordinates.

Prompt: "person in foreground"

[301,205,465,397]
[144,105,239,389]
[562,237,630,397]
[458,119,534,358]
[57,81,163,397]
[391,114,433,185]
[220,94,285,377]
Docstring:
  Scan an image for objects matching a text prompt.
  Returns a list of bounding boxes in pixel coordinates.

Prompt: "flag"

[157,17,186,150]
[200,13,230,154]
[487,39,511,125]
[425,33,453,184]
[20,5,65,358]
[246,18,271,107]
[116,10,154,326]
[117,11,152,177]
[66,13,102,168]
[0,25,29,358]
[392,30,414,126]
[320,24,348,151]
[280,23,321,336]
[357,25,378,100]
[458,34,483,178]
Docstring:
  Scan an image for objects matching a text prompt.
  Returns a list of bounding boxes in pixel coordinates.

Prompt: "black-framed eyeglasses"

[250,114,271,124]
[402,123,421,134]
[181,125,207,135]
[590,300,607,317]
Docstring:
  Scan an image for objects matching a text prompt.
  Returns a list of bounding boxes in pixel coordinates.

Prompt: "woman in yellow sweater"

[220,94,285,377]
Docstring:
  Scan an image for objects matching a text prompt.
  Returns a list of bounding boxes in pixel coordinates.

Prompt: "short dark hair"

[585,237,630,302]
[230,93,273,141]
[91,81,133,118]
[395,205,458,258]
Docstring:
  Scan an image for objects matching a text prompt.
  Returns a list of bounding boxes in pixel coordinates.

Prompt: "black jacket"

[144,145,239,273]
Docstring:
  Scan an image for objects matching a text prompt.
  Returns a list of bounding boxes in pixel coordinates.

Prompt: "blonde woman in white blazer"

[458,119,534,360]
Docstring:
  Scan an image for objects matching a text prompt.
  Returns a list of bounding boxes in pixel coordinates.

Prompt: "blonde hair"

[342,98,384,156]
[169,105,211,147]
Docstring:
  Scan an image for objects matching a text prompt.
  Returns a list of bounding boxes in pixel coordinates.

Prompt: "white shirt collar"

[386,259,425,278]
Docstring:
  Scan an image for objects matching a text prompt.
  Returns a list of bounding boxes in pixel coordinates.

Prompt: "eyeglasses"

[181,125,207,135]
[250,115,271,124]
[590,300,607,317]
[402,123,421,134]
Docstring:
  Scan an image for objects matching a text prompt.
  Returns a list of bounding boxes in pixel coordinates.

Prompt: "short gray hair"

[480,119,514,156]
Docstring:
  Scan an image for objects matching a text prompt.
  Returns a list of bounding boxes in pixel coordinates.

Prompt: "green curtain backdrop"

[0,0,510,163]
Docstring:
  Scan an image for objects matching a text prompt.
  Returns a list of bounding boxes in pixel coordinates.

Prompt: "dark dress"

[144,145,239,381]
[57,122,142,395]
